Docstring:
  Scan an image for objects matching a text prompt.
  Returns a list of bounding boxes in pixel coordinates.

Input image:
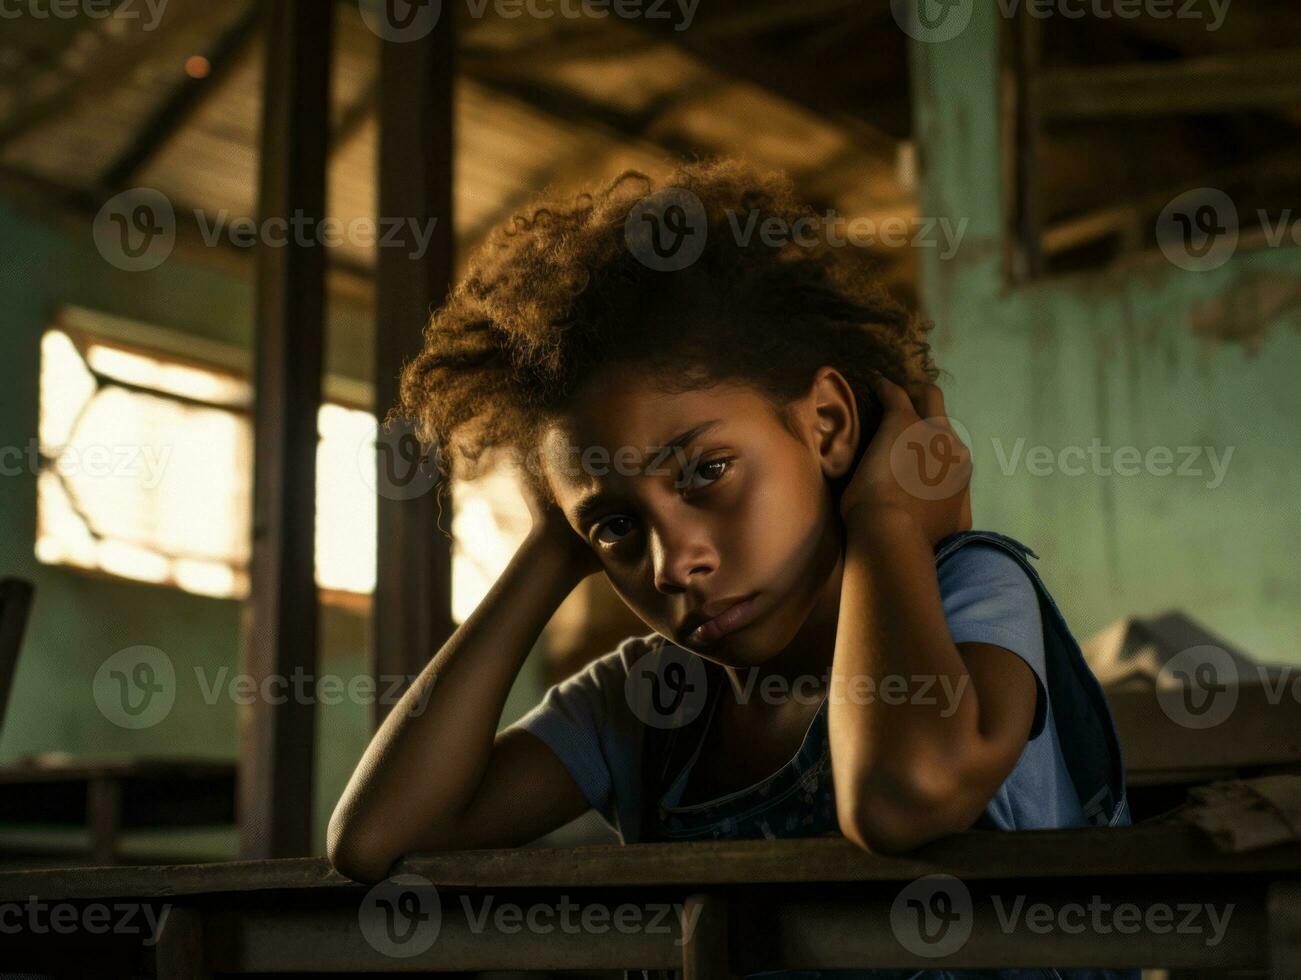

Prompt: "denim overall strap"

[932,530,1130,828]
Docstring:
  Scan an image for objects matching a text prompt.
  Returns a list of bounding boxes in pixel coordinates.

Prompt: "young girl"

[328,161,1133,979]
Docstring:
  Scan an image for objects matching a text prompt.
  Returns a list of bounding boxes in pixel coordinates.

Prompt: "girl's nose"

[649,522,717,594]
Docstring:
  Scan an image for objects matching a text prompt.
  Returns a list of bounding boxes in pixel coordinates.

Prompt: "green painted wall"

[909,8,1300,665]
[0,200,545,859]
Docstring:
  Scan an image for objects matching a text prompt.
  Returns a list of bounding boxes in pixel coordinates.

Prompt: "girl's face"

[541,365,857,668]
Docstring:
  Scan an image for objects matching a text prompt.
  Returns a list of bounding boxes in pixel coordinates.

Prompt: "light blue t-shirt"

[507,543,1087,842]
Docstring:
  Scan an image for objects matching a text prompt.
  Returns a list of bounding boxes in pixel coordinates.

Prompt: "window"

[36,309,528,618]
[1003,0,1301,278]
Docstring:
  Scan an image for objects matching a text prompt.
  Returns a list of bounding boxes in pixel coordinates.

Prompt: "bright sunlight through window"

[37,321,527,617]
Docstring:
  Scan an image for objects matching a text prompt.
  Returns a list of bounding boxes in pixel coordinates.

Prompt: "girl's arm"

[327,513,599,883]
[828,377,1038,853]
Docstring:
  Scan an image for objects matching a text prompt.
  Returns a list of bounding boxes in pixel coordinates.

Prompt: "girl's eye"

[681,456,733,492]
[593,515,635,546]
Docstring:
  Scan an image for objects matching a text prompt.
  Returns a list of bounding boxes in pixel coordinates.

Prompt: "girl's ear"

[805,367,860,480]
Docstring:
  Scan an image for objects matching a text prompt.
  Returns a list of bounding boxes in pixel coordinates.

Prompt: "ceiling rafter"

[97,3,262,193]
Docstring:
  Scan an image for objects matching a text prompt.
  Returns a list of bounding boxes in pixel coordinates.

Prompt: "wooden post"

[1010,5,1044,279]
[682,892,731,980]
[372,0,456,726]
[87,774,121,866]
[1268,881,1301,980]
[154,906,207,980]
[240,0,333,859]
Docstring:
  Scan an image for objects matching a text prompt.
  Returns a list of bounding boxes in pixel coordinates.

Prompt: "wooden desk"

[0,757,236,866]
[1,824,1299,977]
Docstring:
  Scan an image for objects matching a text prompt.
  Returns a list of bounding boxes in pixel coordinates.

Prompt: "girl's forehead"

[547,380,772,447]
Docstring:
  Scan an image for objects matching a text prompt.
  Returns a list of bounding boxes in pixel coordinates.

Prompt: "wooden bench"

[1,824,1298,977]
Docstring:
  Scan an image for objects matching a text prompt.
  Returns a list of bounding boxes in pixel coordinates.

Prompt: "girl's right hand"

[521,480,603,582]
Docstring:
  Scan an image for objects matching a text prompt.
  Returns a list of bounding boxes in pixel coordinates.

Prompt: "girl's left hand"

[840,375,973,547]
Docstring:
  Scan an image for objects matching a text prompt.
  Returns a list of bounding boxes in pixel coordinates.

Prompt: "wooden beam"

[1041,50,1301,120]
[630,15,898,161]
[372,0,456,726]
[96,6,261,191]
[0,164,376,310]
[153,906,207,980]
[0,0,209,148]
[240,0,334,859]
[1009,4,1045,279]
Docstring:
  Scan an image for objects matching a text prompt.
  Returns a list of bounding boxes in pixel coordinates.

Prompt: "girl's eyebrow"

[572,491,611,529]
[658,419,722,453]
[569,419,723,528]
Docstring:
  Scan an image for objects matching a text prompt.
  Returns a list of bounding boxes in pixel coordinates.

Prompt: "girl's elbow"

[836,767,975,854]
[327,810,398,884]
[327,835,390,885]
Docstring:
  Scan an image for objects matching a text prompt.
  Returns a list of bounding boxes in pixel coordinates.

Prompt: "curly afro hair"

[397,159,939,498]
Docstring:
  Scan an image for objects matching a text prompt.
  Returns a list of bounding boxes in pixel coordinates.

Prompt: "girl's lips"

[691,595,759,645]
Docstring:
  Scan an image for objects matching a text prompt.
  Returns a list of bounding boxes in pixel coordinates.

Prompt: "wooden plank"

[223,901,683,972]
[3,827,1301,902]
[87,775,122,866]
[1041,51,1301,120]
[1269,880,1301,980]
[1108,685,1301,775]
[372,0,457,724]
[154,905,207,980]
[733,887,1264,972]
[681,893,730,980]
[395,827,1301,888]
[240,0,334,860]
[0,164,376,309]
[221,883,1265,973]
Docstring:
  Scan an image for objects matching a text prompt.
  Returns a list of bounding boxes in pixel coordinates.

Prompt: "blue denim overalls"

[632,530,1138,980]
